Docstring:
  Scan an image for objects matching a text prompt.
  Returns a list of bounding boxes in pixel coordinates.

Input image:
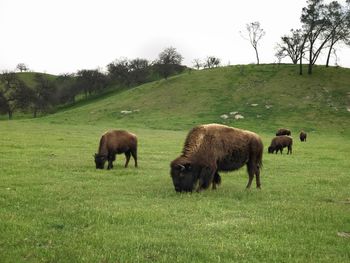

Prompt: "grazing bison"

[170,124,263,192]
[94,130,138,169]
[276,128,291,136]
[268,135,293,154]
[299,130,307,142]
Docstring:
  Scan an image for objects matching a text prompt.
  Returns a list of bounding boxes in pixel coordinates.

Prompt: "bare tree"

[240,21,265,65]
[192,59,202,70]
[276,29,305,64]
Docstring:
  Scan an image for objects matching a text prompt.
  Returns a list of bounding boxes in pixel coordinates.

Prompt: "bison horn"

[178,164,185,171]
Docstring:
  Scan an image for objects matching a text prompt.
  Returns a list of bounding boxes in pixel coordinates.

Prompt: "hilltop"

[35,64,350,135]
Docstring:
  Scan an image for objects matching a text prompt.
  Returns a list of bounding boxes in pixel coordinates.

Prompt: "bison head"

[94,154,107,169]
[170,162,199,192]
[268,146,274,154]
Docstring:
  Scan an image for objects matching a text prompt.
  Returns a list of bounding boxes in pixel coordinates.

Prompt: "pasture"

[1,120,349,262]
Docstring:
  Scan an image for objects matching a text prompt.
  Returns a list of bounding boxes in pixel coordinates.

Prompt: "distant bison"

[268,135,293,154]
[170,124,263,192]
[276,128,291,136]
[299,131,307,142]
[94,130,138,169]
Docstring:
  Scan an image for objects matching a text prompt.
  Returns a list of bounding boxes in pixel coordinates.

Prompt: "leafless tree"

[240,21,265,65]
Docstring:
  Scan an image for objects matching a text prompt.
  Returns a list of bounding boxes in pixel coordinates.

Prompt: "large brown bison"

[276,128,291,136]
[299,130,307,142]
[268,135,293,154]
[170,124,263,192]
[94,130,138,169]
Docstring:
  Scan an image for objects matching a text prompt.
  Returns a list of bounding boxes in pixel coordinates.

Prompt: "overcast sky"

[1,0,349,75]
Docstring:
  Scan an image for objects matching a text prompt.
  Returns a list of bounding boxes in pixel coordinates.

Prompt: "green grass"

[1,65,350,262]
[0,121,349,262]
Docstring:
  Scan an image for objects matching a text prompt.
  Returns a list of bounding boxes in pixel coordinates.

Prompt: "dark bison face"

[94,154,107,169]
[268,146,274,154]
[170,163,198,192]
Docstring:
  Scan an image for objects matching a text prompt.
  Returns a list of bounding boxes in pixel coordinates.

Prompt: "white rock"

[234,114,244,120]
[220,114,229,119]
[121,110,132,114]
[251,104,258,107]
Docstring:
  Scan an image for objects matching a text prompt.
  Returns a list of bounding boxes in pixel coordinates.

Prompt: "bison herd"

[94,124,307,193]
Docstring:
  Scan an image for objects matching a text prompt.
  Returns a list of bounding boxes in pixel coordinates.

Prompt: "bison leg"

[287,146,292,154]
[124,151,131,168]
[131,149,138,167]
[212,171,221,190]
[107,153,116,170]
[255,167,261,189]
[246,161,256,189]
[197,166,215,192]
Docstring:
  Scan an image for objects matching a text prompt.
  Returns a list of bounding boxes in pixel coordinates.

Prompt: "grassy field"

[0,120,349,262]
[1,65,350,262]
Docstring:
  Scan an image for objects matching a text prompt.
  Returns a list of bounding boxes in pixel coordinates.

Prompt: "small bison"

[268,135,293,154]
[276,128,291,136]
[170,124,263,192]
[94,130,138,169]
[299,130,307,142]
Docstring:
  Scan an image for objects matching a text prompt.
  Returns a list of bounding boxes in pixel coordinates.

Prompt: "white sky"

[1,0,349,75]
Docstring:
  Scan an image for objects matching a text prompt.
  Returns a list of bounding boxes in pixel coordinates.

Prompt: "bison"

[94,130,138,169]
[268,135,293,154]
[170,124,263,192]
[299,130,307,142]
[276,128,291,136]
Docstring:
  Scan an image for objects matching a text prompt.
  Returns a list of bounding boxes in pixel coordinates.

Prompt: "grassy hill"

[41,64,350,135]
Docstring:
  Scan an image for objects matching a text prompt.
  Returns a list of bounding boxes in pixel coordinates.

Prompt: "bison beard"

[170,124,263,192]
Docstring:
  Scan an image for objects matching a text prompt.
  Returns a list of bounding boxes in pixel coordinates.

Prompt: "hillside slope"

[39,64,350,134]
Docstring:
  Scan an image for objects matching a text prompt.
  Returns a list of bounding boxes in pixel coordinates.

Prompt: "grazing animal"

[170,124,263,192]
[268,135,293,154]
[276,128,291,136]
[299,130,307,142]
[94,130,138,169]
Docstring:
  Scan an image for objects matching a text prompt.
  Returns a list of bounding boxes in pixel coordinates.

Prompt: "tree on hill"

[240,21,265,65]
[16,63,29,72]
[129,58,150,85]
[323,0,350,67]
[0,71,32,119]
[76,69,108,98]
[107,58,131,86]
[29,73,57,118]
[192,59,202,70]
[300,0,333,74]
[204,56,221,68]
[55,73,78,104]
[275,29,305,64]
[155,47,184,79]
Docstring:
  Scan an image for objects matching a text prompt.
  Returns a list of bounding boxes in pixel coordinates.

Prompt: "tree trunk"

[254,47,260,65]
[299,56,303,75]
[8,110,12,120]
[325,45,334,68]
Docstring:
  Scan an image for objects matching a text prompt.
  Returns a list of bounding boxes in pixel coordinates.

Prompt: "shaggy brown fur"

[299,131,307,142]
[170,124,263,192]
[276,128,291,136]
[268,135,293,154]
[94,130,137,169]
